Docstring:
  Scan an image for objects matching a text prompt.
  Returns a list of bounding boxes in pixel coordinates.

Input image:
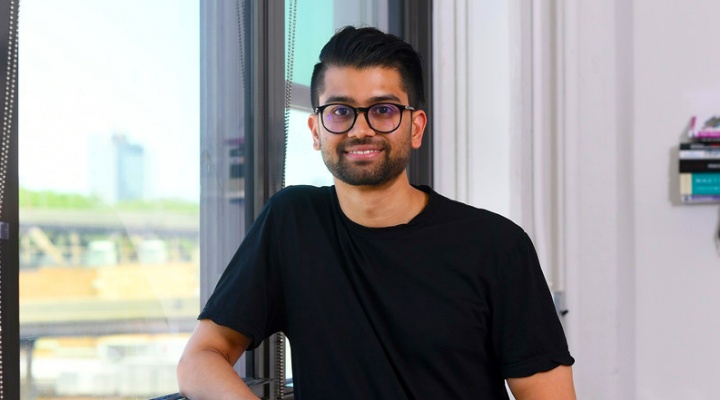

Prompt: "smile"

[347,149,380,155]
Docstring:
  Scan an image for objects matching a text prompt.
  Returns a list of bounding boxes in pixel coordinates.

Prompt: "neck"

[334,172,429,228]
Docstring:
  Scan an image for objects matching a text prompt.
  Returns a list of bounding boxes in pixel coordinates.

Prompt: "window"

[18,1,201,398]
[3,1,432,399]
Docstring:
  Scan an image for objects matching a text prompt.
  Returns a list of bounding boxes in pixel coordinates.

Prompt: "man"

[178,26,576,399]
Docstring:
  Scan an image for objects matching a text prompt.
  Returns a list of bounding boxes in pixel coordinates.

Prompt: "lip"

[343,145,384,160]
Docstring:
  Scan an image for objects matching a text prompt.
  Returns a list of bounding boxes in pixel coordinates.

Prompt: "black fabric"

[200,185,574,400]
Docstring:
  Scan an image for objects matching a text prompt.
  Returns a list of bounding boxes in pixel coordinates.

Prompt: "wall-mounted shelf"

[679,141,720,203]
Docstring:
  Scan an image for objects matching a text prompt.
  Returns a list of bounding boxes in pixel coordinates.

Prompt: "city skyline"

[18,0,200,202]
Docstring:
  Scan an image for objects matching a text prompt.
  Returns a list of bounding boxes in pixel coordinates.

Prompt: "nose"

[347,111,376,139]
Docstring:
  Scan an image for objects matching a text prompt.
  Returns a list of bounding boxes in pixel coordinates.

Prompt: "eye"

[329,105,353,118]
[370,104,398,118]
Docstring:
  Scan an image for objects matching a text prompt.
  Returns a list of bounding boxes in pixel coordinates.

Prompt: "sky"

[16,0,406,200]
[18,0,200,201]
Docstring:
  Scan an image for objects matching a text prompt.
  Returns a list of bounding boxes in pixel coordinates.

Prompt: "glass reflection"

[18,1,200,398]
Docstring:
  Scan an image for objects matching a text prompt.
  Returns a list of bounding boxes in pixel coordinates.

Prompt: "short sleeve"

[198,200,285,349]
[491,232,575,378]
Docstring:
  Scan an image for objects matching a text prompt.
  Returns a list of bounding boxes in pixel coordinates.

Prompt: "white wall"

[633,0,720,398]
[563,0,720,398]
[435,0,720,398]
[549,0,720,398]
[560,1,637,398]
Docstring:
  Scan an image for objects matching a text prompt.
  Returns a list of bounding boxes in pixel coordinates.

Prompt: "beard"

[320,134,411,187]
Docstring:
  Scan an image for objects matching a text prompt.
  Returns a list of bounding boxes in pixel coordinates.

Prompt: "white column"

[433,0,518,220]
[560,0,636,398]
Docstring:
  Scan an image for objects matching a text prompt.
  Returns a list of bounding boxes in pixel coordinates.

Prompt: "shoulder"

[267,185,334,207]
[262,185,337,225]
[420,187,531,254]
[429,188,525,235]
[244,186,335,242]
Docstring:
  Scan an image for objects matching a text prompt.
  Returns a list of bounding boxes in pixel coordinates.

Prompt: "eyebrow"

[323,94,403,105]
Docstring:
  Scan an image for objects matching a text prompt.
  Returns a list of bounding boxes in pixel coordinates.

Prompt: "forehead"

[319,66,408,104]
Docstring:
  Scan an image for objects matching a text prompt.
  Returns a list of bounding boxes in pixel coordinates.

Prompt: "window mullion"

[247,0,286,398]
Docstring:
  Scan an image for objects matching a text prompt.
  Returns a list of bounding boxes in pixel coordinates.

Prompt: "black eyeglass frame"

[314,102,416,134]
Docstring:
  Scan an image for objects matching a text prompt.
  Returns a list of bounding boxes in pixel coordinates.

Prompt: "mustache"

[338,138,387,151]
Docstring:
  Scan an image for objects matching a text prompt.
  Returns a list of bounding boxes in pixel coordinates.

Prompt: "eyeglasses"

[314,103,415,134]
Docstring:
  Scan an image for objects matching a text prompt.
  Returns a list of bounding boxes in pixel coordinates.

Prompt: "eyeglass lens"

[322,104,403,133]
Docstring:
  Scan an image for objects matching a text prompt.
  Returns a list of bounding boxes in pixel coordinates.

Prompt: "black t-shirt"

[200,185,574,400]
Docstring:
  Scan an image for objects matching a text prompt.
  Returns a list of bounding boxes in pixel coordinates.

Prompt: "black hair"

[310,26,425,110]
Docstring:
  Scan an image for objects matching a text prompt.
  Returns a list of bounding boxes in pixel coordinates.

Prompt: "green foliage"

[115,198,200,214]
[19,188,105,209]
[19,187,199,213]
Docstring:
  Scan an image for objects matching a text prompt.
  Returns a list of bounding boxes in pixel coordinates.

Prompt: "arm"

[507,365,576,400]
[177,319,259,400]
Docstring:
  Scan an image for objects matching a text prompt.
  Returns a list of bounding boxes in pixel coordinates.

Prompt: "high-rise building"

[89,133,145,204]
[114,134,145,201]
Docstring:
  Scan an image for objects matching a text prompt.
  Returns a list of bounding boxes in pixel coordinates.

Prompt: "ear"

[410,110,427,149]
[308,114,321,150]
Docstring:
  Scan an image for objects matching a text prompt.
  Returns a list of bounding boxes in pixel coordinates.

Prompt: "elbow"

[176,353,194,396]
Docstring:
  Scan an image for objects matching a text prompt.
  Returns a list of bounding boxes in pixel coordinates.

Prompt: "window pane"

[18,1,199,398]
[284,0,390,188]
[285,108,333,187]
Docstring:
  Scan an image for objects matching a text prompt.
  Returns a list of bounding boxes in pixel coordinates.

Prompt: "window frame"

[199,1,287,397]
[0,0,20,398]
[396,0,433,187]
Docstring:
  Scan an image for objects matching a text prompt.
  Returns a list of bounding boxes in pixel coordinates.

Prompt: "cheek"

[315,134,336,153]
